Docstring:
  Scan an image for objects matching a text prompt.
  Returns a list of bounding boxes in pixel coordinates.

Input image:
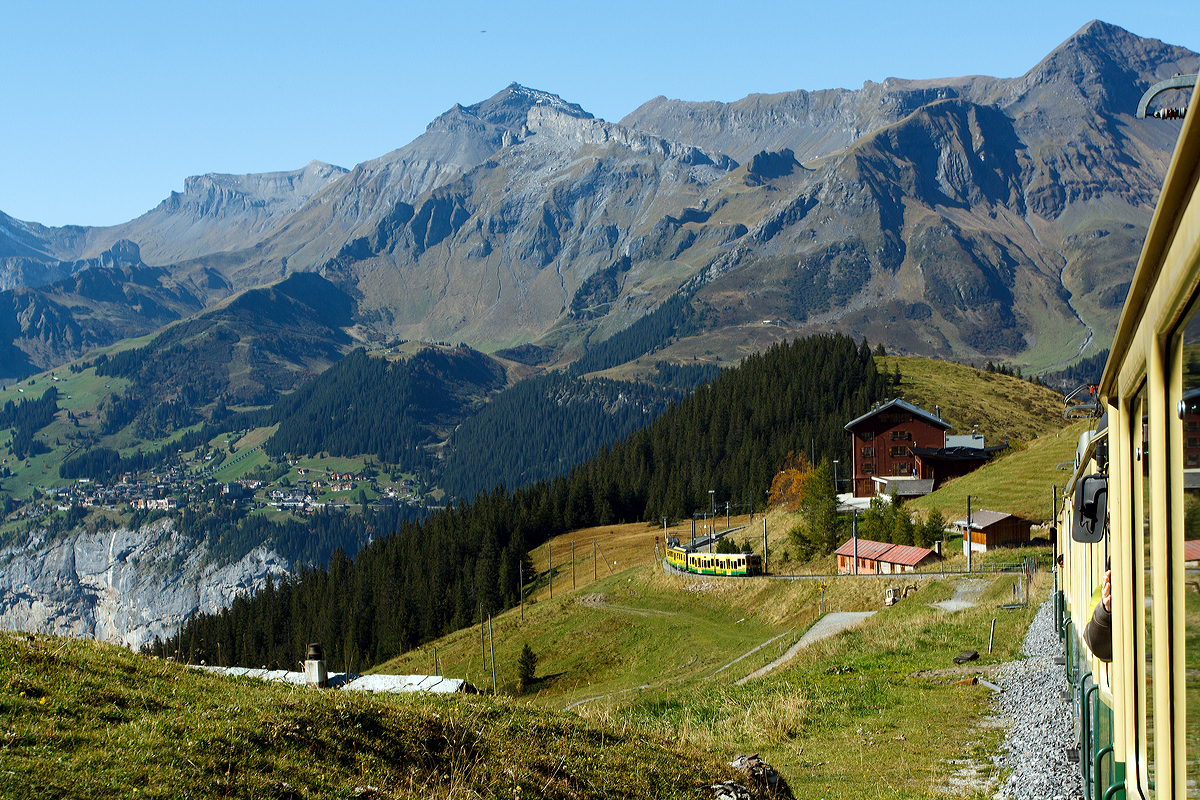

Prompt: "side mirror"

[1072,474,1107,543]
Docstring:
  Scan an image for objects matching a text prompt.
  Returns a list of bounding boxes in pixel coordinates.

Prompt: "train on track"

[1056,79,1199,800]
[665,544,762,577]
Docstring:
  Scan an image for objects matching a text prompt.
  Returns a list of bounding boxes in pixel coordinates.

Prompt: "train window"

[1182,310,1200,796]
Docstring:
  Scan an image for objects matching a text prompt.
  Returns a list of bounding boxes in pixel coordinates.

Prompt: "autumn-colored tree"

[768,451,814,511]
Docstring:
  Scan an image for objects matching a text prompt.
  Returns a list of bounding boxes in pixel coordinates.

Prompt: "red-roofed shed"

[835,538,941,574]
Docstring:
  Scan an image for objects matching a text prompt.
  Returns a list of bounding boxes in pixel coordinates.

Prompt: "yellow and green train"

[665,545,763,577]
[1055,94,1200,799]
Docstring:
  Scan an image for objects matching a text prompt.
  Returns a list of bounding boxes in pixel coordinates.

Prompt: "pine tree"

[517,643,538,689]
[919,507,947,549]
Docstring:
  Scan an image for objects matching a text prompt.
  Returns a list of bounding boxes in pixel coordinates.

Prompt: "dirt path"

[573,593,678,617]
[734,611,876,685]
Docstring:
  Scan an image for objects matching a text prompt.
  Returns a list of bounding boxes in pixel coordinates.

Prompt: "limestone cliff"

[0,519,289,651]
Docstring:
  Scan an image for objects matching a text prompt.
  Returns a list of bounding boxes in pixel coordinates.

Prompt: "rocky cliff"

[0,519,289,651]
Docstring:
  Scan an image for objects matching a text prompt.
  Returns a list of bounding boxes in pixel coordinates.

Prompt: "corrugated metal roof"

[1184,539,1200,562]
[195,666,472,693]
[834,538,895,559]
[844,398,952,432]
[882,543,938,566]
[951,510,1015,530]
[834,538,937,566]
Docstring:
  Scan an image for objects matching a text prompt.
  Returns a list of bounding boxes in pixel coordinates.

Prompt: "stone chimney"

[304,643,328,688]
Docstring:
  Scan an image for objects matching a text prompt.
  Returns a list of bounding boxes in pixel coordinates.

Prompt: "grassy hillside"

[5,563,1046,798]
[907,420,1092,524]
[376,550,1048,798]
[0,632,739,799]
[878,355,1066,446]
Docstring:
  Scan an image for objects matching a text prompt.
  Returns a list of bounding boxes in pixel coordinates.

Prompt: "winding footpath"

[733,611,876,685]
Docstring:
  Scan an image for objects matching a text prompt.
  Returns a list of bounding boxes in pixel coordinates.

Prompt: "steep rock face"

[611,22,1195,367]
[622,81,991,164]
[0,519,289,650]
[0,162,350,270]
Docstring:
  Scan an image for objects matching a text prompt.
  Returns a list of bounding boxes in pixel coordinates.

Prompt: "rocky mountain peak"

[462,83,594,128]
[1003,20,1199,118]
[100,239,141,266]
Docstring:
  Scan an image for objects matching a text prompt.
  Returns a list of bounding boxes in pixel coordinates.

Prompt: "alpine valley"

[0,20,1193,649]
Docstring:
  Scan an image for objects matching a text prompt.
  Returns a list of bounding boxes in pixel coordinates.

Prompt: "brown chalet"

[844,399,951,497]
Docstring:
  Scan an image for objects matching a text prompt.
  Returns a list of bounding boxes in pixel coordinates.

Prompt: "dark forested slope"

[439,363,719,501]
[263,346,507,468]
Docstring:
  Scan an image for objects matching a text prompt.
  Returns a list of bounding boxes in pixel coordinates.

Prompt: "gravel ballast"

[996,598,1083,800]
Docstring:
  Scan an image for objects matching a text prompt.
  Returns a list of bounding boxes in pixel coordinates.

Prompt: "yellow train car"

[1057,101,1200,799]
[665,545,762,577]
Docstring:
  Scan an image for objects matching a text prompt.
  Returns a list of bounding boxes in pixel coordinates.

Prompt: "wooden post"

[594,538,597,582]
[572,540,576,589]
[549,542,553,599]
[519,560,524,620]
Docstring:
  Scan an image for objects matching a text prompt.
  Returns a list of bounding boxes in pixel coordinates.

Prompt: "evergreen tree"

[517,643,538,689]
[919,507,947,548]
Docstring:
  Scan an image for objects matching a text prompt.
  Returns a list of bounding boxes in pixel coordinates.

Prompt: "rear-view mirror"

[1072,473,1107,543]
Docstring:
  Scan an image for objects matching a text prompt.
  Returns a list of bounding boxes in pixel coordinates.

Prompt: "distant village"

[2,455,427,527]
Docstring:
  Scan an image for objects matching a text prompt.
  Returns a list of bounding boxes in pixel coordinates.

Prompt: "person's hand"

[1102,569,1111,612]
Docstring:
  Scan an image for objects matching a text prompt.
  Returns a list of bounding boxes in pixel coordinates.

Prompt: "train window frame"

[1168,294,1200,799]
[1128,381,1153,797]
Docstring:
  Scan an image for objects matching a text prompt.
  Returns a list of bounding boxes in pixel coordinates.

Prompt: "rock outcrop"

[0,519,289,651]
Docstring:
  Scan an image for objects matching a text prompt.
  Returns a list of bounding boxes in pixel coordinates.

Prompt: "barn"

[834,538,941,574]
[952,509,1033,554]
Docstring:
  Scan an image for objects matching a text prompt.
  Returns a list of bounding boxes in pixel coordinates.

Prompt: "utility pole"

[593,538,597,582]
[572,540,576,590]
[966,496,973,573]
[519,561,524,620]
[488,614,497,695]
[763,518,768,575]
[726,500,730,530]
[853,509,859,575]
[549,542,553,599]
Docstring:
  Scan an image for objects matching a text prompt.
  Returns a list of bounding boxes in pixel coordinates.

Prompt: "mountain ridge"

[1,23,1196,376]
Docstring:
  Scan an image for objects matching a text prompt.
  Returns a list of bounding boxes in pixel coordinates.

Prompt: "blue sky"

[2,1,1196,228]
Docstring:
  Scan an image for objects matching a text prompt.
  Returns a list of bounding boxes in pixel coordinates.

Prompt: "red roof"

[1185,540,1200,562]
[882,543,938,567]
[834,538,938,566]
